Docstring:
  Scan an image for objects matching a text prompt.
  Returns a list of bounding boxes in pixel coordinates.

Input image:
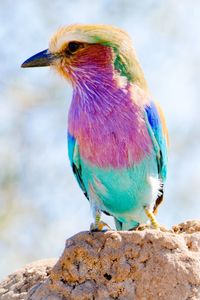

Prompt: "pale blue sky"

[0,0,200,279]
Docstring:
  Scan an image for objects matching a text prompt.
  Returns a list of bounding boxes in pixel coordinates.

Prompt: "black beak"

[21,49,57,68]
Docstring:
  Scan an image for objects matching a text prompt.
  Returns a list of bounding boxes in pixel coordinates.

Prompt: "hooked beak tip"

[21,62,27,68]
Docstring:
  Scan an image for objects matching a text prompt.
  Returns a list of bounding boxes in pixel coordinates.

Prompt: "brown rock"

[1,220,200,300]
[0,259,56,300]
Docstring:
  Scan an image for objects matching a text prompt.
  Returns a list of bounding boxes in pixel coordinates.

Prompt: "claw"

[90,221,112,232]
[136,223,151,231]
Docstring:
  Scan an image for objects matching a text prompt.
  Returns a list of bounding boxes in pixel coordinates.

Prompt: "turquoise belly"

[81,154,158,223]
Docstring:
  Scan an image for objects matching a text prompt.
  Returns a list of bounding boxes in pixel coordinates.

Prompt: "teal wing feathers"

[67,132,88,199]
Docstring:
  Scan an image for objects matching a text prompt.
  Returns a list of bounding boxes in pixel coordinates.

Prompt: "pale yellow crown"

[49,24,147,90]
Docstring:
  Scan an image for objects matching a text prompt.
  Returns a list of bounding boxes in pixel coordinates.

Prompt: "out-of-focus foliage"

[0,0,200,279]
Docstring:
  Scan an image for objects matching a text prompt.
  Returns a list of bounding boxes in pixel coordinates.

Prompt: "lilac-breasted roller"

[21,24,168,231]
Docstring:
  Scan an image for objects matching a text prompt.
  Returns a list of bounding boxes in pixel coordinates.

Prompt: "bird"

[21,24,168,231]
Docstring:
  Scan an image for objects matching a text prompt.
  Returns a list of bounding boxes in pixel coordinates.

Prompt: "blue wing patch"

[145,101,167,181]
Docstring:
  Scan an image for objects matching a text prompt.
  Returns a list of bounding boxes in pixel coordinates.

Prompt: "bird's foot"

[90,208,112,231]
[136,222,169,232]
[136,223,151,231]
[144,206,159,229]
[144,206,169,231]
[90,221,112,232]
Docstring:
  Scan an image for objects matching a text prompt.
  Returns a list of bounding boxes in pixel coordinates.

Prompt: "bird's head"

[21,24,147,89]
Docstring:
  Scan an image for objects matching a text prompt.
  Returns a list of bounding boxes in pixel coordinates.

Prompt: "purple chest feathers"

[68,81,153,168]
[68,46,152,168]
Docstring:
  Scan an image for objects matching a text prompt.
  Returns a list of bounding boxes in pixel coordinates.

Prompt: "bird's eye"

[68,42,81,53]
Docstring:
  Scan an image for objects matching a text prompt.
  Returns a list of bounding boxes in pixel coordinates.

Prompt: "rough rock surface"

[0,259,56,300]
[0,220,200,300]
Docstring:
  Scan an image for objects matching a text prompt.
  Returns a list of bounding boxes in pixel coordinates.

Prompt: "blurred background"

[0,0,200,280]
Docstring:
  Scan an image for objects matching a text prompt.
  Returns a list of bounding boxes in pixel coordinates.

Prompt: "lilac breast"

[68,82,153,168]
[68,46,153,168]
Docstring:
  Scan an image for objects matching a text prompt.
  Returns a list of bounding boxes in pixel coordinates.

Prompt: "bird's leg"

[90,207,111,231]
[144,206,159,229]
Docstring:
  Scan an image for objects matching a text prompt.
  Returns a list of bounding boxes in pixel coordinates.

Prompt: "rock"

[0,220,200,300]
[0,259,56,300]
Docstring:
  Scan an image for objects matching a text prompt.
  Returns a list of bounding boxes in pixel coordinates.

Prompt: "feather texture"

[55,25,169,229]
[23,24,168,230]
